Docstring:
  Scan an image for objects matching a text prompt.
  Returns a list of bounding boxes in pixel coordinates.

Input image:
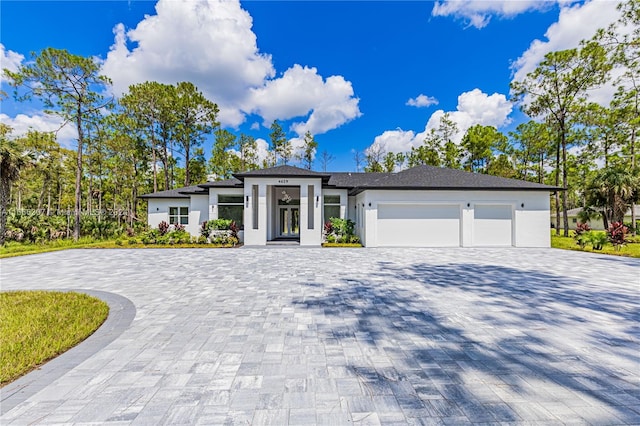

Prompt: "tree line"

[1,0,639,244]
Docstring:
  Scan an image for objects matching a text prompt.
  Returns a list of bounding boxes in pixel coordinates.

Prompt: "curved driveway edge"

[0,290,136,414]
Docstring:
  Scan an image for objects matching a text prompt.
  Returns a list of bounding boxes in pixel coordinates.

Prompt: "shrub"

[574,222,591,249]
[200,221,210,238]
[608,221,629,251]
[127,238,138,245]
[158,221,170,236]
[590,232,608,250]
[115,239,123,246]
[209,219,233,230]
[323,217,357,244]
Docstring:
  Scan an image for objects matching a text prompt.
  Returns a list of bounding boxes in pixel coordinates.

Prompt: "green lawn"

[0,291,109,386]
[0,239,238,258]
[551,231,640,258]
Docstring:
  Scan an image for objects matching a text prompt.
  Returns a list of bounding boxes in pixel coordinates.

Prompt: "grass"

[551,231,640,258]
[322,242,363,247]
[0,237,113,258]
[0,291,109,386]
[0,239,239,258]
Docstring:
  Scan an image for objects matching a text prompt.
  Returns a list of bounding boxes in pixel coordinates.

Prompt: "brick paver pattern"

[1,247,639,425]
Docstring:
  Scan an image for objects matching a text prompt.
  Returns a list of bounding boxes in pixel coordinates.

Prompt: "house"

[551,206,640,231]
[140,165,559,247]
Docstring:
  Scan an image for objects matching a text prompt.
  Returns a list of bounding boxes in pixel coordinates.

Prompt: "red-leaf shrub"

[607,221,629,250]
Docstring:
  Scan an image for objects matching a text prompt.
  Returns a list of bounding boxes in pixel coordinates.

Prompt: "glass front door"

[279,207,299,237]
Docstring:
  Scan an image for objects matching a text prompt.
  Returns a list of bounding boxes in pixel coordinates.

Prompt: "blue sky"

[0,0,622,171]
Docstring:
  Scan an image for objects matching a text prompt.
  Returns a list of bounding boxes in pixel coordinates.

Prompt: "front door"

[279,206,299,237]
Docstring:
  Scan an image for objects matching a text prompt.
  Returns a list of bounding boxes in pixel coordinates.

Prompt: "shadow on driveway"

[294,261,640,423]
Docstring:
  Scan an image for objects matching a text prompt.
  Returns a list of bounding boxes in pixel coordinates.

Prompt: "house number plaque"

[278,179,289,184]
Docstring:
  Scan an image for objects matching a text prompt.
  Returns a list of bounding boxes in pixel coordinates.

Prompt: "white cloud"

[369,88,512,154]
[512,1,621,83]
[431,0,559,29]
[101,0,360,133]
[1,44,24,83]
[406,94,439,108]
[0,112,77,148]
[254,137,270,163]
[247,64,361,136]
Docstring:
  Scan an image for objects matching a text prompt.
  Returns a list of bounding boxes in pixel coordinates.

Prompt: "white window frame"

[169,206,189,225]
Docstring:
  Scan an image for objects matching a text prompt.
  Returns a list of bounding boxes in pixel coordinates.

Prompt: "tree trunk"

[561,126,569,237]
[554,135,561,235]
[631,127,637,236]
[184,145,190,187]
[152,145,158,193]
[74,109,83,241]
[0,177,10,246]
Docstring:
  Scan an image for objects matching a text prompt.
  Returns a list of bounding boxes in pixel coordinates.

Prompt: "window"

[252,185,259,229]
[218,195,244,229]
[169,207,189,225]
[308,185,314,230]
[324,194,341,221]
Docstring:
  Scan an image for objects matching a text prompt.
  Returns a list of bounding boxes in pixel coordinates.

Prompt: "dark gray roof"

[234,165,330,180]
[141,165,560,199]
[327,172,389,188]
[139,185,207,199]
[199,177,243,188]
[365,165,561,191]
[330,166,560,193]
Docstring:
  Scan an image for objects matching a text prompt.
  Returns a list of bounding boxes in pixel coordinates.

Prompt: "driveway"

[1,247,639,425]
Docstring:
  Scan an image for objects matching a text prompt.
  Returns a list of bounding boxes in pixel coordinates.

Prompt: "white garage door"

[473,204,513,246]
[377,204,460,246]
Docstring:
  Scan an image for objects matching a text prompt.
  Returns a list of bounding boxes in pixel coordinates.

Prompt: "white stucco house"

[140,165,560,247]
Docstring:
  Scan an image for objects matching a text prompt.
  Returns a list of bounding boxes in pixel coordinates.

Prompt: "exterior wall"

[361,190,550,248]
[146,196,207,237]
[146,198,190,230]
[188,195,209,236]
[243,177,322,246]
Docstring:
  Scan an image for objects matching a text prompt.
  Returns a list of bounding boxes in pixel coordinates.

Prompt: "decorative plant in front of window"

[158,221,170,236]
[323,217,360,244]
[201,219,239,246]
[140,221,191,245]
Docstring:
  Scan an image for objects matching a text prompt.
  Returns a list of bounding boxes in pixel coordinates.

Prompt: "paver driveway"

[1,247,639,425]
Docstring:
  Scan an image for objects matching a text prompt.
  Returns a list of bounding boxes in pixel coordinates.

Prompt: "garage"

[473,204,513,246]
[377,204,461,246]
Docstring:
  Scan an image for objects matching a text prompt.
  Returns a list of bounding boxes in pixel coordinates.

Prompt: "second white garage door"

[377,204,461,246]
[473,204,513,246]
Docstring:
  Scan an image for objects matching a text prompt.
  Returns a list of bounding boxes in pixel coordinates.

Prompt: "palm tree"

[0,125,30,245]
[586,166,638,229]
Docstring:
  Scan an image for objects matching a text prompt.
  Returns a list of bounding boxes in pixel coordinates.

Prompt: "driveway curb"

[0,290,136,414]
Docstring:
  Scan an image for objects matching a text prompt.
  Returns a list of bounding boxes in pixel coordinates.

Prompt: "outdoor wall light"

[368,202,371,207]
[246,195,249,207]
[521,203,525,208]
[156,207,159,211]
[467,203,470,208]
[316,195,319,207]
[362,203,365,207]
